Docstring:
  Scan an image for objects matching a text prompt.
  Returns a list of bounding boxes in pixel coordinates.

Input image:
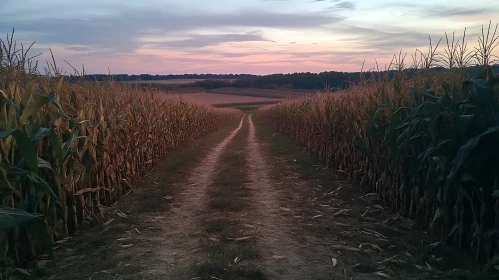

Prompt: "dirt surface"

[44,114,461,280]
[175,92,280,106]
[207,87,312,99]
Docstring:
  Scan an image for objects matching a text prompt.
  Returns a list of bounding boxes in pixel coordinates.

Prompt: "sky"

[1,0,498,75]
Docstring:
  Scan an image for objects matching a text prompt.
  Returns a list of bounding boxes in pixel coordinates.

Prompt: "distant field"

[176,92,281,106]
[215,102,279,110]
[207,87,314,99]
[125,79,205,85]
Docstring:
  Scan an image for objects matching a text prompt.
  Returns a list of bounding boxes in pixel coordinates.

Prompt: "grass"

[195,115,267,280]
[130,122,242,214]
[206,121,251,212]
[253,115,320,180]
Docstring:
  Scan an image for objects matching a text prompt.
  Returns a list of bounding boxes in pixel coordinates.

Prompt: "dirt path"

[245,114,333,279]
[45,113,452,280]
[145,115,245,278]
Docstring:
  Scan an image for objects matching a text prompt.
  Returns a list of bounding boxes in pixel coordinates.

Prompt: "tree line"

[78,73,256,81]
[67,65,499,91]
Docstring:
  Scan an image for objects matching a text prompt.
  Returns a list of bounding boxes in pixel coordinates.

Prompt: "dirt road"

[46,114,448,280]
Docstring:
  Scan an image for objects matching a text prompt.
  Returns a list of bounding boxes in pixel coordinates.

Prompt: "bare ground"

[43,114,462,280]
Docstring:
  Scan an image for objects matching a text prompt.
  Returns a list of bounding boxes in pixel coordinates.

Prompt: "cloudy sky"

[1,0,498,74]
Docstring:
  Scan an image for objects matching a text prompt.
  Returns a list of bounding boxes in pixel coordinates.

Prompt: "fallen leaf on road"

[373,271,390,278]
[331,245,361,252]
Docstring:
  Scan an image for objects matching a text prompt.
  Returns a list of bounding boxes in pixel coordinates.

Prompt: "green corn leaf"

[31,127,51,142]
[437,93,453,108]
[0,207,43,230]
[62,130,78,162]
[0,128,15,139]
[20,94,49,124]
[37,158,54,170]
[26,172,61,206]
[492,190,499,197]
[5,167,30,177]
[0,208,54,259]
[5,99,20,127]
[454,114,474,139]
[48,95,69,119]
[20,94,69,124]
[445,126,499,197]
[0,129,38,173]
[472,79,497,107]
[50,130,63,167]
[389,107,410,147]
[17,157,54,171]
[419,145,437,162]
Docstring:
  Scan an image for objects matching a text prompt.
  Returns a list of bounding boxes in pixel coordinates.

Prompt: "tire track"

[246,114,313,279]
[154,115,246,277]
[183,114,245,204]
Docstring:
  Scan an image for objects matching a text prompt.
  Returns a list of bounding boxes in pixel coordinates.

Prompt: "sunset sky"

[1,0,498,74]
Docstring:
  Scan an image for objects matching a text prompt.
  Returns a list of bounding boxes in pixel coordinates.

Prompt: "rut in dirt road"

[246,114,330,279]
[152,115,246,276]
[181,115,245,208]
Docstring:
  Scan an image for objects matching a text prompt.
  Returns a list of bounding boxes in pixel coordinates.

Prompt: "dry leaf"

[117,211,127,219]
[103,218,115,226]
[333,209,351,216]
[373,271,390,278]
[331,245,361,252]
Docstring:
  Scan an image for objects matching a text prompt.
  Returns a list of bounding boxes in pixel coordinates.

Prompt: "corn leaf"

[0,129,38,173]
[31,127,51,142]
[0,207,43,230]
[445,126,499,199]
[62,130,78,162]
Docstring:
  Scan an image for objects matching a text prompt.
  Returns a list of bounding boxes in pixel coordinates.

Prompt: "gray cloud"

[427,7,492,17]
[156,32,269,48]
[385,2,498,18]
[329,1,356,11]
[329,24,438,51]
[0,8,343,54]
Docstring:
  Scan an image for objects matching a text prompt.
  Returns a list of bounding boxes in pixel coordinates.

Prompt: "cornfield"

[0,30,242,271]
[259,23,499,271]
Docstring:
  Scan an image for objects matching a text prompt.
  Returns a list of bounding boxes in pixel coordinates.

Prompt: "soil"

[43,114,465,280]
